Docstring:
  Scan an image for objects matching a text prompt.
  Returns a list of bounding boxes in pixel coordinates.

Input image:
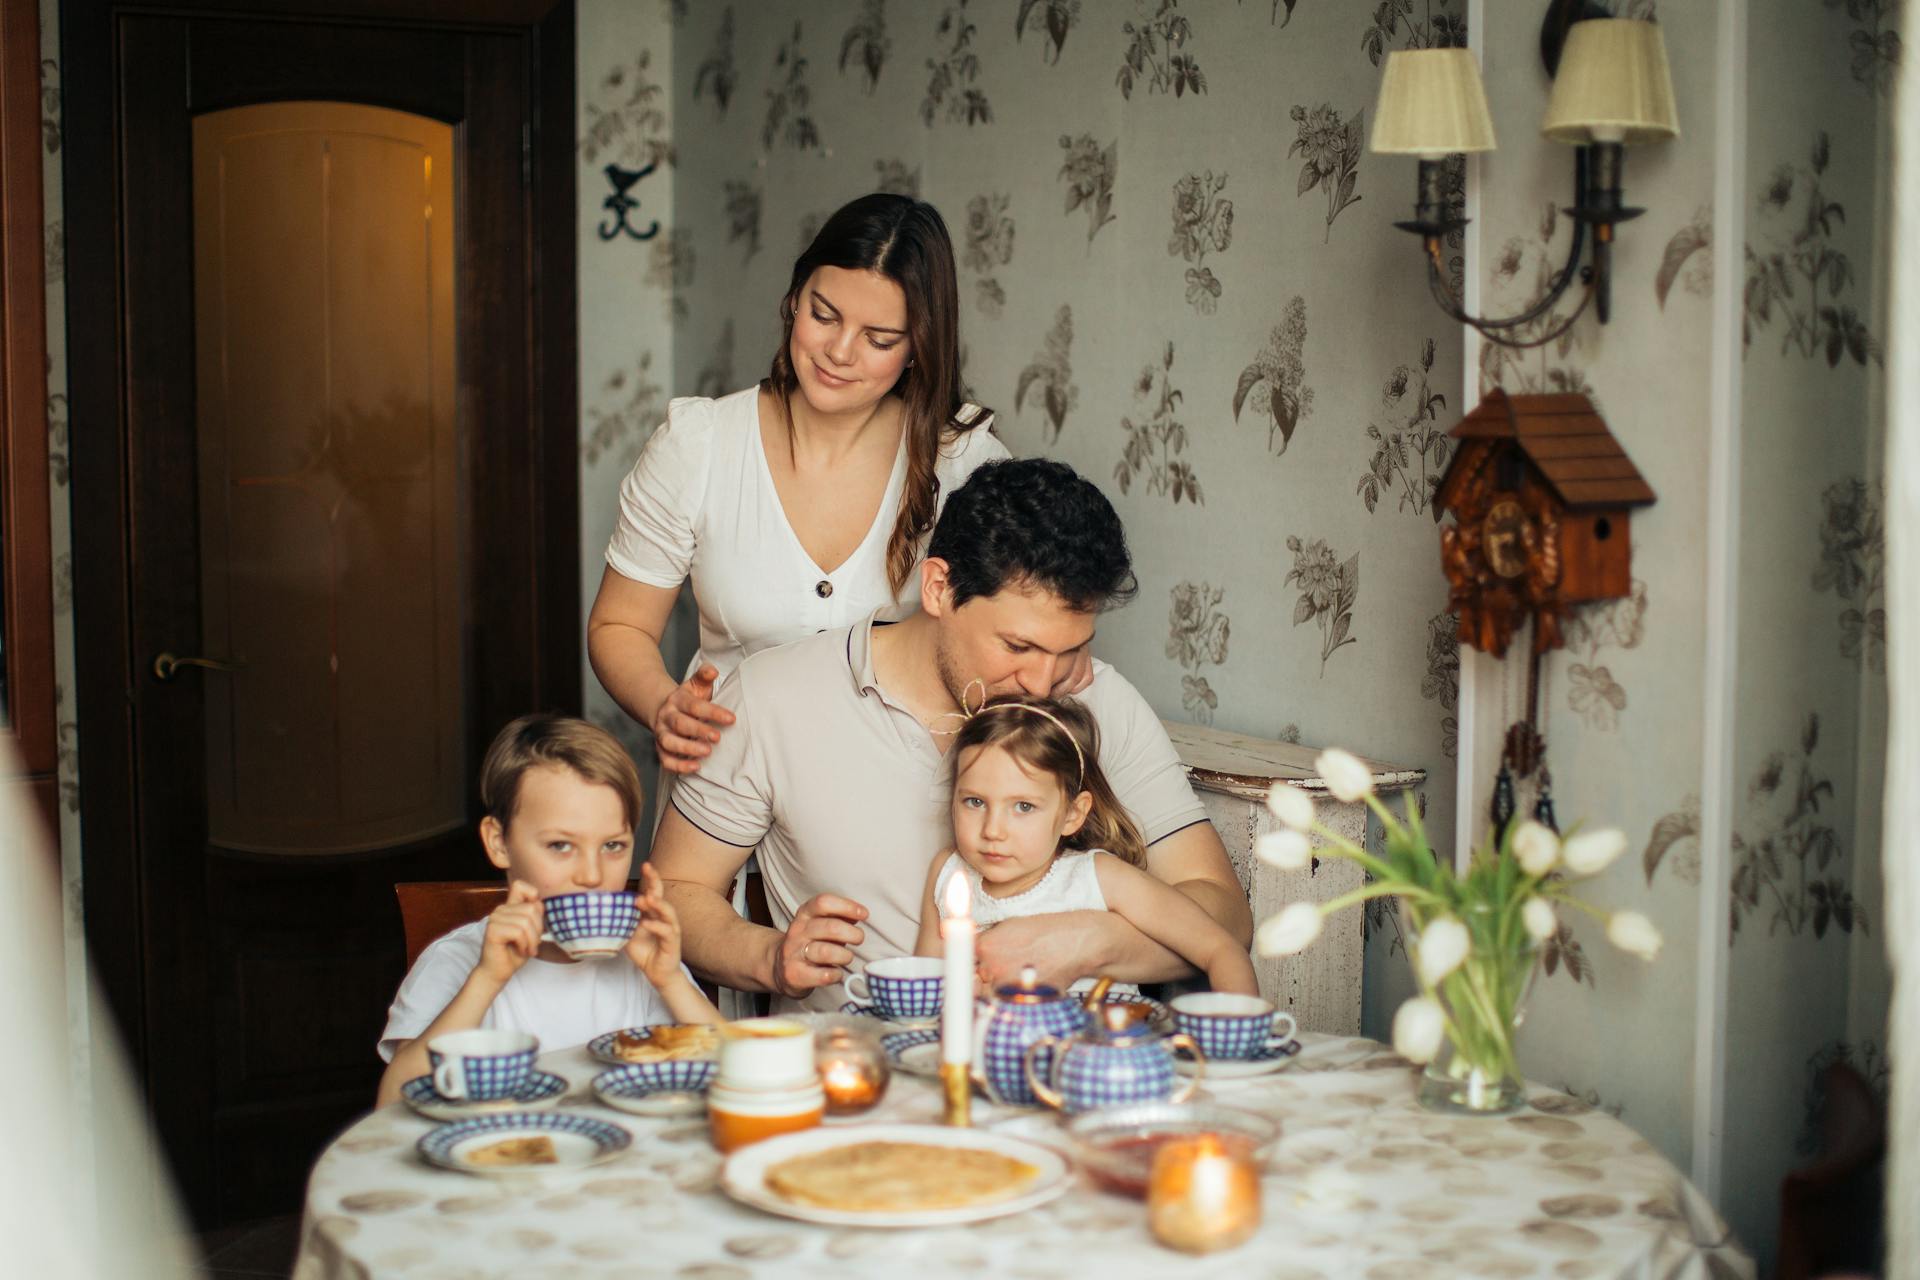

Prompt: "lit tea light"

[1148,1133,1261,1253]
[814,1025,888,1116]
[820,1059,881,1114]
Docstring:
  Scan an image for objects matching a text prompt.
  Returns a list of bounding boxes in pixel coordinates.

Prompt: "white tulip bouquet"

[1254,750,1663,1114]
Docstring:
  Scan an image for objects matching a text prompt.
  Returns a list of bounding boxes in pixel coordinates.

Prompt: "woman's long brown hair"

[764,193,988,595]
[949,696,1149,868]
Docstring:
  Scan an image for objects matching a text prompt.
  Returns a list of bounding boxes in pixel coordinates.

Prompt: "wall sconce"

[1370,17,1678,347]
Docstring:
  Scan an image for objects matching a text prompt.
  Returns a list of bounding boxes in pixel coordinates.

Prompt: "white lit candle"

[940,873,974,1066]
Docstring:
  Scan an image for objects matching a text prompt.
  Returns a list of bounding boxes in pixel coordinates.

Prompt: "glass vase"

[1413,920,1538,1117]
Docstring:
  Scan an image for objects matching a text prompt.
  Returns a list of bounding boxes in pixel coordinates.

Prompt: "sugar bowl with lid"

[1023,1004,1206,1114]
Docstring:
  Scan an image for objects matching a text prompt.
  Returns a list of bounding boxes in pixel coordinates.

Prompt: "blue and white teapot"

[1023,1004,1205,1114]
[971,967,1092,1106]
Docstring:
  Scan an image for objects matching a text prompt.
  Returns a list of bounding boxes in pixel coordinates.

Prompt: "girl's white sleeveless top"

[933,850,1139,997]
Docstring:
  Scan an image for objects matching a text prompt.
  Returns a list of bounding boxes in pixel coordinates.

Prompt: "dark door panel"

[66,1,576,1228]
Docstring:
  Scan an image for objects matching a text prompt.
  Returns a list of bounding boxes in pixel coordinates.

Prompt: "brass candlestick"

[940,1061,971,1127]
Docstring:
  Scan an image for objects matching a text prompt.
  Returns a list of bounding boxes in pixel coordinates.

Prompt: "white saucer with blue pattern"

[399,1069,568,1121]
[416,1112,631,1176]
[879,1028,944,1077]
[839,1000,939,1030]
[1172,1038,1302,1080]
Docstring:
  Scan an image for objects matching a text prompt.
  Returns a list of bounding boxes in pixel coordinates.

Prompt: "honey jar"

[707,1079,825,1154]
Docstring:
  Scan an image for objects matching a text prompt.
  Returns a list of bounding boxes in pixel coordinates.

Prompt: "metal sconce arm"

[1408,146,1609,350]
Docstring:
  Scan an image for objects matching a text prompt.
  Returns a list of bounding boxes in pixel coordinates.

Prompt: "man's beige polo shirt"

[669,614,1211,1011]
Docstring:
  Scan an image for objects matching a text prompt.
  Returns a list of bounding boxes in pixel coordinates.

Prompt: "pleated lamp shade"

[1542,19,1680,145]
[1370,49,1498,158]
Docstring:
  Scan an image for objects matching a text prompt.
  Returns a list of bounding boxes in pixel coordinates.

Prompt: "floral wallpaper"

[38,0,91,1150]
[1114,342,1200,504]
[577,3,686,774]
[645,0,1465,1042]
[1712,0,1894,1260]
[1456,1,1894,1267]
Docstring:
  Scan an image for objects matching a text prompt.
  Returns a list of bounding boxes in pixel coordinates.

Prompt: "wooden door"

[64,3,576,1228]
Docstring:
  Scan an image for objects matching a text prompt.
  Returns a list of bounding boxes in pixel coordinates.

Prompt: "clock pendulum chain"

[1490,633,1519,842]
[1534,648,1559,833]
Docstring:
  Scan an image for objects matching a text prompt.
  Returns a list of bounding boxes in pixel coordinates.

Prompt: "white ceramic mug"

[1169,993,1298,1061]
[844,956,946,1021]
[715,1017,816,1091]
[427,1028,538,1101]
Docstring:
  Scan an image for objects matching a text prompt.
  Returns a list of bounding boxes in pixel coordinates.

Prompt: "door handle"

[153,652,249,682]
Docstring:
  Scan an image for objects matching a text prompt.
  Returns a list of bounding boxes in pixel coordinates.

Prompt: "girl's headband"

[931,679,1087,788]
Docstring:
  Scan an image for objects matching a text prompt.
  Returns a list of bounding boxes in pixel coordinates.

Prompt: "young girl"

[913,695,1258,997]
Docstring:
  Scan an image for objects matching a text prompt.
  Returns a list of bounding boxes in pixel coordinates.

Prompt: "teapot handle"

[1023,1035,1066,1111]
[1166,1032,1205,1104]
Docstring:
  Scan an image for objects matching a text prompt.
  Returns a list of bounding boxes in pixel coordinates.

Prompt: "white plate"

[400,1070,567,1121]
[879,1029,943,1078]
[720,1123,1071,1227]
[416,1112,631,1177]
[1173,1039,1302,1080]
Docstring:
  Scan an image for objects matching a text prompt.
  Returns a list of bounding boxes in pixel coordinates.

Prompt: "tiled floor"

[193,1214,301,1279]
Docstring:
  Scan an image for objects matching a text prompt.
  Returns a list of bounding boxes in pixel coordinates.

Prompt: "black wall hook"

[599,162,661,242]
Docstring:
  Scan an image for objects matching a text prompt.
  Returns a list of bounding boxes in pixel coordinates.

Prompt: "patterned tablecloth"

[296,1034,1752,1280]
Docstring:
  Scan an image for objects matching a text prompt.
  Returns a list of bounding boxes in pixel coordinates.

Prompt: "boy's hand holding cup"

[624,863,687,989]
[479,880,546,985]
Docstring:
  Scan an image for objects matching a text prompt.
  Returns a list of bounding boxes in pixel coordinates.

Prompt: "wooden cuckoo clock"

[1434,390,1655,659]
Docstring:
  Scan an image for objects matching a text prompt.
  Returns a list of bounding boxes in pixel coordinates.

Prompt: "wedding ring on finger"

[802,941,814,965]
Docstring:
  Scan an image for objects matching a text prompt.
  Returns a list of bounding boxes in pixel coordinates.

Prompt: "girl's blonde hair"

[948,695,1148,867]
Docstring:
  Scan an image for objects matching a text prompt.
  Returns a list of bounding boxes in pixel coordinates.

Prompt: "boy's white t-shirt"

[377,920,690,1062]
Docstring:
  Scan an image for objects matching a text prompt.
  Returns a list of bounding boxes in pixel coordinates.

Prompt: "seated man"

[652,458,1253,1009]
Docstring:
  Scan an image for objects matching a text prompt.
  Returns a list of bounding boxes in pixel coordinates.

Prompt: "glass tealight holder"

[1147,1133,1261,1253]
[814,1021,890,1116]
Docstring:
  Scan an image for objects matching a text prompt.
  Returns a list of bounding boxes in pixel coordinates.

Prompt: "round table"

[296,1034,1751,1280]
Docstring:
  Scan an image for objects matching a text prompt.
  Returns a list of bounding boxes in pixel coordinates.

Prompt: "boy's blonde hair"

[479,714,644,833]
[948,695,1148,867]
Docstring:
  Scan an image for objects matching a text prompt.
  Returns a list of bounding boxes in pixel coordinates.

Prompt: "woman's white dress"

[605,385,1005,682]
[603,385,1005,1012]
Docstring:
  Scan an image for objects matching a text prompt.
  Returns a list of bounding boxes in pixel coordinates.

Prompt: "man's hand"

[624,863,687,989]
[975,910,1115,991]
[769,893,869,999]
[478,880,544,985]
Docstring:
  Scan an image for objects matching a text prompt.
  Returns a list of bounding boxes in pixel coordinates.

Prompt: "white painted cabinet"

[1166,722,1425,1036]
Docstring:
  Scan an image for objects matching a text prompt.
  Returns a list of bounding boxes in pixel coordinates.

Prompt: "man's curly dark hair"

[927,459,1137,612]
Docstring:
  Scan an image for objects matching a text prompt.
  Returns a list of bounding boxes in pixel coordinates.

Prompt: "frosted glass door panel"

[193,102,461,856]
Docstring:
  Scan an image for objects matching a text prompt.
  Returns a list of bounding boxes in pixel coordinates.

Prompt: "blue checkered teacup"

[427,1028,538,1102]
[1170,993,1298,1061]
[541,891,641,959]
[844,957,944,1022]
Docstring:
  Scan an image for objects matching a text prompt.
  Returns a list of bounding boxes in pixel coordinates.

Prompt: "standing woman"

[588,194,1022,778]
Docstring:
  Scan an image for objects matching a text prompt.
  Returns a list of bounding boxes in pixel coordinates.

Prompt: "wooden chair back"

[395,881,509,968]
[1776,1061,1886,1279]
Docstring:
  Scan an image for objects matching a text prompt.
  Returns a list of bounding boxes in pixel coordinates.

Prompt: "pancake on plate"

[464,1135,557,1167]
[615,1024,719,1063]
[765,1141,1038,1213]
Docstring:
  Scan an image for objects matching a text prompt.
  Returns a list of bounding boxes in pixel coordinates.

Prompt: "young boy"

[376,714,718,1106]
